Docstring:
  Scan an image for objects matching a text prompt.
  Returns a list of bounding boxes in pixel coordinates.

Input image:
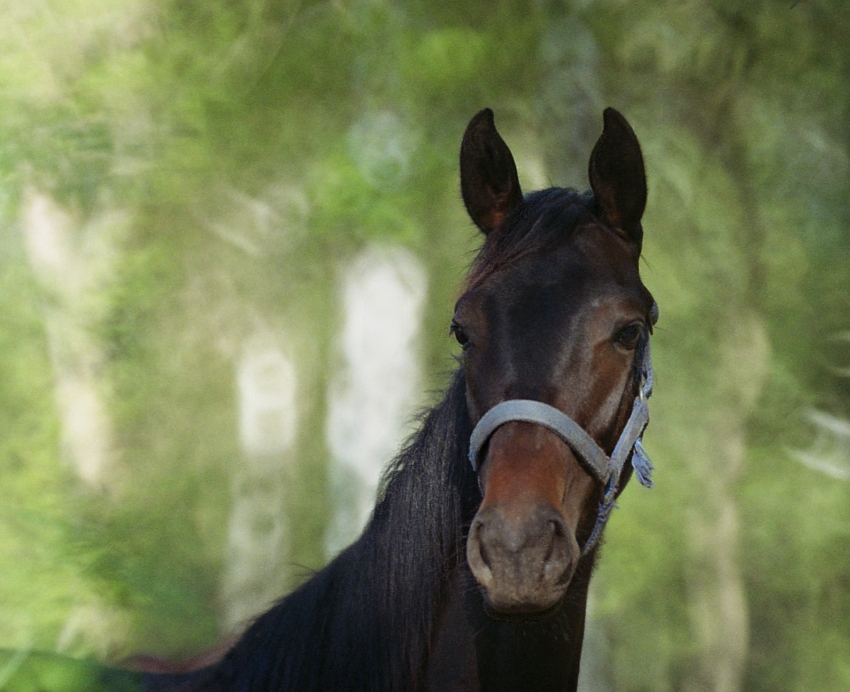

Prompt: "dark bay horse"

[144,107,657,692]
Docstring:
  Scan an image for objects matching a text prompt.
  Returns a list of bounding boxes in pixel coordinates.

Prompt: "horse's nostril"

[542,521,558,565]
[551,517,566,538]
[479,540,492,570]
[541,517,570,575]
[477,526,492,569]
[467,518,494,588]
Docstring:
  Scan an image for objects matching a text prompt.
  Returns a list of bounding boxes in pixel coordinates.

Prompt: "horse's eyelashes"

[450,321,471,348]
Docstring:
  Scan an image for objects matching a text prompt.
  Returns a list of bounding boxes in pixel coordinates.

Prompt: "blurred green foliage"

[0,649,142,692]
[0,1,848,691]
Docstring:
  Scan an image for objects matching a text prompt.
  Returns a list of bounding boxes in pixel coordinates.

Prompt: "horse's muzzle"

[466,503,577,613]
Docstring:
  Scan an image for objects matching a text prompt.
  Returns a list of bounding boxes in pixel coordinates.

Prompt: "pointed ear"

[460,109,523,234]
[588,108,647,245]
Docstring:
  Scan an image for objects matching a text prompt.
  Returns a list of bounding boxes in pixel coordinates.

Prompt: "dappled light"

[325,246,427,557]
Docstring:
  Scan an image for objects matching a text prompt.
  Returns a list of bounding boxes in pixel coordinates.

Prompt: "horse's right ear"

[460,109,523,234]
[588,108,647,246]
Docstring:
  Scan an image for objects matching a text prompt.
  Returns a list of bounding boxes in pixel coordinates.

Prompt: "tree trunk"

[683,311,769,692]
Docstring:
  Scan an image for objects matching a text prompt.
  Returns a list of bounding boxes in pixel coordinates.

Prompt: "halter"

[467,313,656,557]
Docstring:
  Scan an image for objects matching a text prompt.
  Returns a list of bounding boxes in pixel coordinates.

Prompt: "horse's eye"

[615,324,643,351]
[450,321,470,348]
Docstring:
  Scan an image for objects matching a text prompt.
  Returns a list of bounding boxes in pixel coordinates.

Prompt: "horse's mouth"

[479,587,568,624]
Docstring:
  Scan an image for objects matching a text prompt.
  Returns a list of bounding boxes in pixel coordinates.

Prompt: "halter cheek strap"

[467,338,655,557]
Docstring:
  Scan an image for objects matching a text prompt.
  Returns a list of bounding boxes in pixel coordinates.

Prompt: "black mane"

[172,370,478,691]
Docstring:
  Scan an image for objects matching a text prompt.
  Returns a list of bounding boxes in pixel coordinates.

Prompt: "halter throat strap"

[467,337,654,556]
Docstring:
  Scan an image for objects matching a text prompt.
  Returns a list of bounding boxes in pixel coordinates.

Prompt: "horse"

[141,106,657,692]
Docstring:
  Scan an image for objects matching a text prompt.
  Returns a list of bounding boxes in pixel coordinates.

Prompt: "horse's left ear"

[460,109,523,234]
[588,108,647,246]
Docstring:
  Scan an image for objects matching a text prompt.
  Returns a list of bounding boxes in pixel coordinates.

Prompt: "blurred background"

[0,1,849,691]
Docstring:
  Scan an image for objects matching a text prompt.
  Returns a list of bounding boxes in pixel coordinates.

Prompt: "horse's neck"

[426,569,481,692]
[427,565,591,692]
[471,576,589,692]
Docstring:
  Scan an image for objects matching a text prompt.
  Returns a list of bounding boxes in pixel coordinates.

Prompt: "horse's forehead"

[473,239,639,322]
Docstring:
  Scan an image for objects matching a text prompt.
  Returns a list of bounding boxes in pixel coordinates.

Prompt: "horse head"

[457,108,655,615]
